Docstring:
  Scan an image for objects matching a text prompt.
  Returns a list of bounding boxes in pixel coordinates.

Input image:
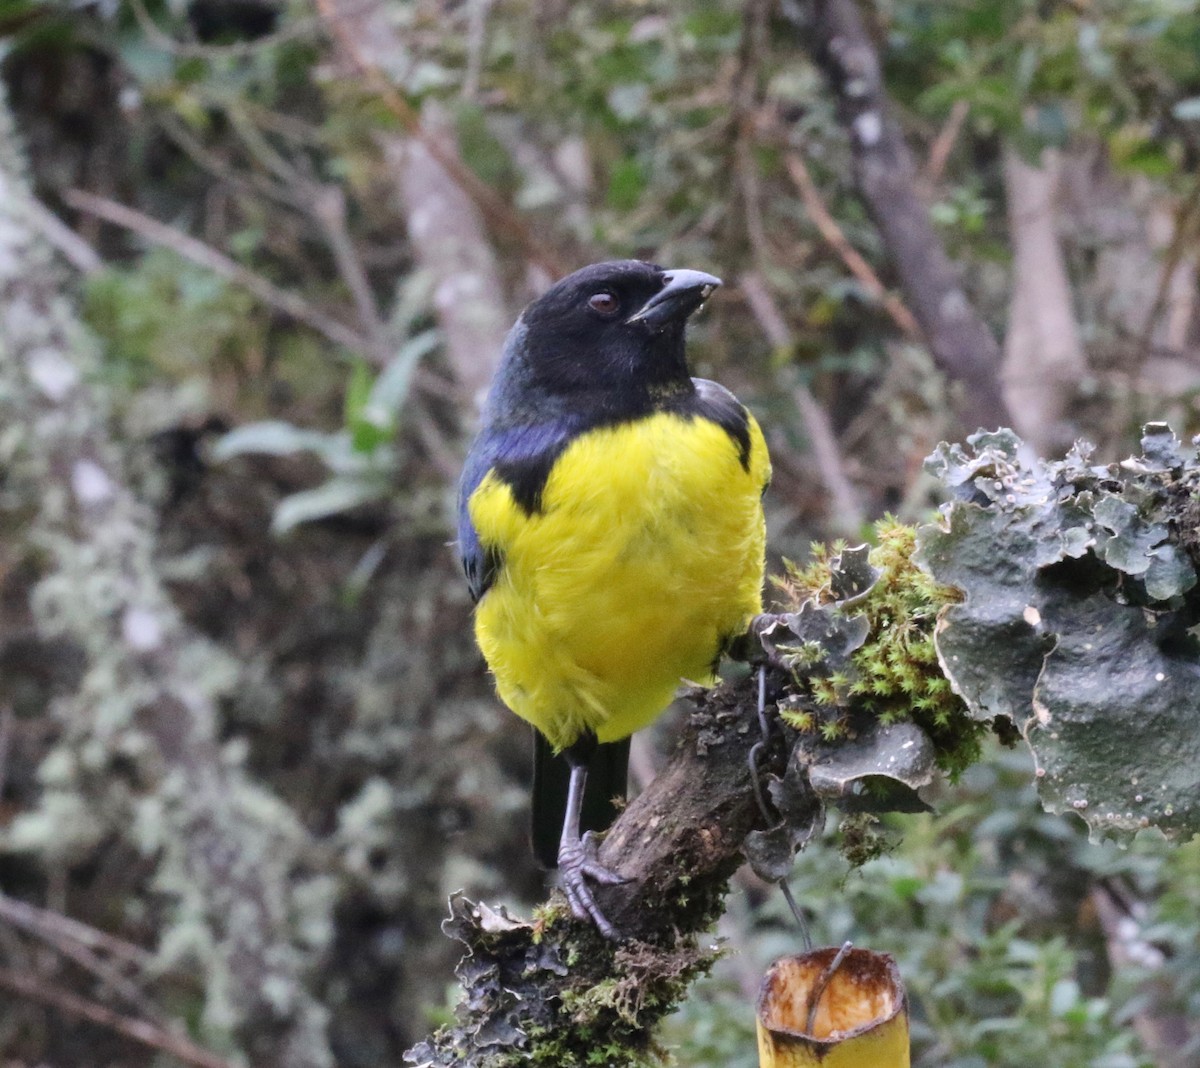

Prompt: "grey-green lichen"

[916,426,1200,842]
[0,81,334,1068]
[406,895,720,1067]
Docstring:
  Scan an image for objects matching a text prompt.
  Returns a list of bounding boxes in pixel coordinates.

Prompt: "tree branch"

[740,270,866,534]
[797,0,1013,433]
[316,0,565,280]
[1000,146,1086,453]
[405,673,794,1067]
[0,966,236,1068]
[784,152,921,340]
[63,187,370,352]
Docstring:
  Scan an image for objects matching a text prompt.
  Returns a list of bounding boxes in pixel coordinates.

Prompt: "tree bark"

[1001,147,1086,455]
[404,674,797,1067]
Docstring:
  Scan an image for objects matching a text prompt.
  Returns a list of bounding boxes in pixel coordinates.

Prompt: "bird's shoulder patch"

[676,378,753,472]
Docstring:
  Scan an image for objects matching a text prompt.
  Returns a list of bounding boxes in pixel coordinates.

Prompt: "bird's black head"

[487,260,721,421]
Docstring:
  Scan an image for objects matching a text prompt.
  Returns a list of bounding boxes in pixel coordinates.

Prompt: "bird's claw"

[558,830,628,940]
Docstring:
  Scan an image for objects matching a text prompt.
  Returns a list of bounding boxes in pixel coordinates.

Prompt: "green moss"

[774,518,985,778]
[837,812,894,867]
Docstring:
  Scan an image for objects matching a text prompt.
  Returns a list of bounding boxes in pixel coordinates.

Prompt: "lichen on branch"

[916,424,1200,841]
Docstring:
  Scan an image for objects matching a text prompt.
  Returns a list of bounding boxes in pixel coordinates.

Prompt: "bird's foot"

[558,830,627,940]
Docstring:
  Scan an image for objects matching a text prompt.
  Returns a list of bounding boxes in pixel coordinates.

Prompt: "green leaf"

[212,421,332,460]
[360,330,439,429]
[346,331,438,453]
[271,477,387,535]
[344,361,373,429]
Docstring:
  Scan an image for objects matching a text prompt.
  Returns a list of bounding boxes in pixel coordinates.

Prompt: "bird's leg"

[557,760,626,940]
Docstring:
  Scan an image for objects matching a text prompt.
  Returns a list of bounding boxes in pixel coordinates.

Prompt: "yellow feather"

[469,410,770,751]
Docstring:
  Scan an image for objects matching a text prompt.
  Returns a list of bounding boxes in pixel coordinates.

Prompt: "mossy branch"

[405,530,975,1066]
[404,674,793,1068]
[410,424,1200,1064]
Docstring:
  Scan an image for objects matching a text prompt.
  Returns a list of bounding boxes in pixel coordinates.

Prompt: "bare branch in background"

[1001,147,1086,454]
[64,188,370,352]
[0,892,163,1023]
[389,100,512,414]
[785,152,921,340]
[24,196,103,274]
[316,0,565,280]
[319,0,515,415]
[0,893,155,969]
[1136,177,1200,363]
[923,100,970,187]
[0,966,236,1068]
[798,0,1013,433]
[0,704,12,802]
[128,0,320,60]
[740,271,866,534]
[310,182,394,366]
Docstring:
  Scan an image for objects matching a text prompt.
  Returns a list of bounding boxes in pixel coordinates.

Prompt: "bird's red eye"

[588,292,619,315]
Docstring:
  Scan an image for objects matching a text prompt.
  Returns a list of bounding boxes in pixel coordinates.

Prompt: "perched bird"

[458,260,770,937]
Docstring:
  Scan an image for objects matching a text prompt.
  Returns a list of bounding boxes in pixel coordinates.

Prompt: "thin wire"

[748,665,812,950]
[806,940,854,1036]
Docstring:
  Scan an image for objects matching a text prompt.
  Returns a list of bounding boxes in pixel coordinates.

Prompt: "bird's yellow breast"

[469,410,769,751]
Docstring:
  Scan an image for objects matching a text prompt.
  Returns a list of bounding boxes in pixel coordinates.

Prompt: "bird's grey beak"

[626,268,723,330]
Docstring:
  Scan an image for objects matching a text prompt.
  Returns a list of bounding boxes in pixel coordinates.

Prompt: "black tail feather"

[531,730,631,869]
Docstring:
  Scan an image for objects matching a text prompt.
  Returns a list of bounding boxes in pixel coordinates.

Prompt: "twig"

[0,703,12,801]
[924,100,969,186]
[805,940,853,1035]
[156,115,397,370]
[0,893,154,969]
[225,103,310,190]
[411,407,462,482]
[1135,176,1200,368]
[310,184,392,367]
[737,138,772,273]
[730,0,772,271]
[795,0,1012,432]
[128,0,321,60]
[740,271,866,534]
[0,965,235,1068]
[785,152,921,339]
[0,891,159,1018]
[1,907,163,1023]
[462,0,492,101]
[63,188,369,352]
[315,0,564,277]
[156,113,301,211]
[24,199,103,274]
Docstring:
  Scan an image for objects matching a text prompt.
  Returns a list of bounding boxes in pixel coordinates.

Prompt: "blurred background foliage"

[1,0,1200,1065]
